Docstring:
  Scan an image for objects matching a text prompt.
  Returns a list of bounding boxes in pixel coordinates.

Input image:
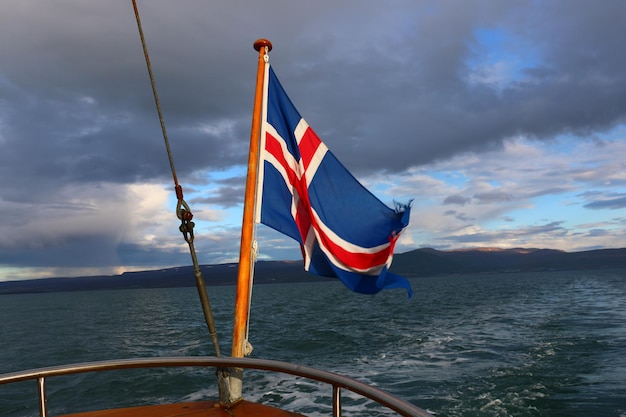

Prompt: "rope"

[243,239,258,356]
[132,0,178,188]
[131,0,222,357]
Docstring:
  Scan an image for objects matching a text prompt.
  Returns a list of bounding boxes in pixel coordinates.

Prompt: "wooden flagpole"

[229,38,272,404]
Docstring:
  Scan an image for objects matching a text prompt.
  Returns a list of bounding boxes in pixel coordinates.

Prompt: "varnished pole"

[229,38,272,403]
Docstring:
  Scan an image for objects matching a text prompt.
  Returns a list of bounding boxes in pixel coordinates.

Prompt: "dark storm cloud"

[3,1,626,185]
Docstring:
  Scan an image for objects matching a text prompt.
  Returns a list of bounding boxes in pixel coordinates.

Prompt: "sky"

[1,0,625,281]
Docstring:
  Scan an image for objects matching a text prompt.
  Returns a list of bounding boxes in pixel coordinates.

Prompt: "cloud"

[191,176,246,208]
[473,192,514,204]
[0,182,179,270]
[584,194,626,210]
[1,1,626,280]
[444,195,472,206]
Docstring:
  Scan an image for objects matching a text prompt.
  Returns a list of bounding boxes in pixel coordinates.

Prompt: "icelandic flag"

[255,66,412,297]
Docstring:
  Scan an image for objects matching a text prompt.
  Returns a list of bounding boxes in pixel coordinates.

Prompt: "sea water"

[1,269,625,417]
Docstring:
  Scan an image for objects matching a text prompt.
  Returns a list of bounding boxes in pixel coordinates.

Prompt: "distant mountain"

[391,247,626,276]
[0,261,329,295]
[1,248,625,295]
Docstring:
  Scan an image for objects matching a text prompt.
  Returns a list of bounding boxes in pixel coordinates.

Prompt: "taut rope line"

[130,0,222,360]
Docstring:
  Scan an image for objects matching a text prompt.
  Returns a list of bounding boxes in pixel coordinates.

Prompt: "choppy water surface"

[1,269,625,416]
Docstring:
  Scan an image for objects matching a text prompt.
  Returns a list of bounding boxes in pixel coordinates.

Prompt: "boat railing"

[0,356,433,417]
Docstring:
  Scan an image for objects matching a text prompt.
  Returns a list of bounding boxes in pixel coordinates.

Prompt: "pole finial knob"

[253,39,272,52]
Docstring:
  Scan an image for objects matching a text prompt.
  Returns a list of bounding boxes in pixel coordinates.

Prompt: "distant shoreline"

[1,247,625,295]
